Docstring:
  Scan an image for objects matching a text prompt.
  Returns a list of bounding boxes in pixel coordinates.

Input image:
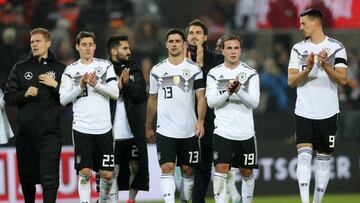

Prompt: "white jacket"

[0,89,14,144]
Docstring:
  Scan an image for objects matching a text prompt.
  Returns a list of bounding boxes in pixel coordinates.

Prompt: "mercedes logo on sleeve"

[24,72,33,80]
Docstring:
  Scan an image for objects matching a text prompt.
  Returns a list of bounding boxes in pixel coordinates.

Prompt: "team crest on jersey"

[182,69,191,78]
[322,48,331,55]
[24,72,33,80]
[94,66,103,76]
[46,70,56,79]
[173,75,181,85]
[213,151,218,160]
[76,155,81,164]
[238,72,247,83]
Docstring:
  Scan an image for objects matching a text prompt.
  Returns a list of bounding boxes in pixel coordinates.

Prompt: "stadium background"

[0,0,359,202]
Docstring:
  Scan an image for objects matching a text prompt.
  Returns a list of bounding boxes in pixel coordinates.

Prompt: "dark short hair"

[106,35,128,54]
[30,28,51,41]
[186,19,208,35]
[221,34,242,49]
[76,31,96,45]
[165,28,185,42]
[300,8,323,24]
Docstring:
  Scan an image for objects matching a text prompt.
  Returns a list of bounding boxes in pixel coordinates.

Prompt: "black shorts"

[156,133,200,166]
[295,114,338,153]
[114,138,139,165]
[213,134,258,169]
[73,130,114,172]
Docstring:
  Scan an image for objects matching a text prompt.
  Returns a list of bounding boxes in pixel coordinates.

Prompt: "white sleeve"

[334,46,348,68]
[59,73,83,106]
[288,47,300,70]
[0,89,4,109]
[206,73,229,109]
[232,74,260,109]
[94,65,119,100]
[149,70,159,95]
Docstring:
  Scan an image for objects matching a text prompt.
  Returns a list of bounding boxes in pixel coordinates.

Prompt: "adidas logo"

[163,72,169,76]
[219,75,224,79]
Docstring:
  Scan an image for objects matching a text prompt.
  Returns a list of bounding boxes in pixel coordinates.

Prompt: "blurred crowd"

[0,0,359,113]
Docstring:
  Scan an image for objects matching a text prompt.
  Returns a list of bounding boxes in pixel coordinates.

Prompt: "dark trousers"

[192,167,212,203]
[192,145,212,203]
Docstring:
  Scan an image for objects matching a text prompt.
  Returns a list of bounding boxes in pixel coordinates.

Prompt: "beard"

[169,51,181,57]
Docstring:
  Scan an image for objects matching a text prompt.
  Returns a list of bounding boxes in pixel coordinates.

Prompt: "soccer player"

[106,34,149,203]
[206,34,260,203]
[59,31,119,203]
[288,9,347,203]
[185,19,224,203]
[216,35,242,203]
[4,28,65,203]
[146,28,206,203]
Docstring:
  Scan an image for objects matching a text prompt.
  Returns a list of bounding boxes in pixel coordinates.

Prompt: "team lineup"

[0,8,348,203]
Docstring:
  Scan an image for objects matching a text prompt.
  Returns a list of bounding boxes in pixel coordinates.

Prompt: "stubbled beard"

[170,52,181,57]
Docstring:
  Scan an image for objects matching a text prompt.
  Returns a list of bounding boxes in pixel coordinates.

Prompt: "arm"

[287,48,315,87]
[4,66,30,106]
[92,65,119,100]
[145,70,159,143]
[319,50,347,85]
[122,68,147,103]
[59,74,84,106]
[0,89,4,109]
[145,94,157,143]
[206,74,229,108]
[231,74,260,109]
[322,65,347,85]
[195,89,206,138]
[206,92,230,109]
[288,68,311,87]
[94,80,119,100]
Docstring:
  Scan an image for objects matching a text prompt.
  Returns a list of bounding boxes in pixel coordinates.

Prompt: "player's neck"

[224,61,240,69]
[36,53,48,62]
[168,55,184,66]
[80,57,94,65]
[310,30,326,44]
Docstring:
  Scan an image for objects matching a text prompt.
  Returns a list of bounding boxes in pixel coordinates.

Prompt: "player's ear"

[111,48,118,56]
[46,40,51,49]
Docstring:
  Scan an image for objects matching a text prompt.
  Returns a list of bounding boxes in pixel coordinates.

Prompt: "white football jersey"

[288,36,348,119]
[206,62,259,141]
[60,58,118,134]
[113,95,133,140]
[149,58,204,139]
